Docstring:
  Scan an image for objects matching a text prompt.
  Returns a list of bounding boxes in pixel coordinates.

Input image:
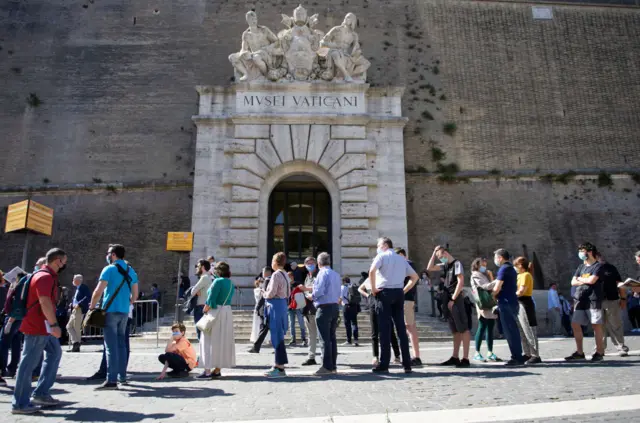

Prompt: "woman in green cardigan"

[197,262,236,379]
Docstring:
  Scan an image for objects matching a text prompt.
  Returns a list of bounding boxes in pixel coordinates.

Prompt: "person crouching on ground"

[156,323,196,379]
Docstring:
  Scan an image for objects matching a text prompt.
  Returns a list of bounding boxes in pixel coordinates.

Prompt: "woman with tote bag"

[470,258,501,362]
[197,262,236,379]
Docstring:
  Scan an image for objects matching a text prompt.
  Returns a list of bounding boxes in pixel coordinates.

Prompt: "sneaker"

[288,340,297,347]
[590,352,604,362]
[619,350,629,357]
[393,357,402,364]
[0,376,6,386]
[86,372,106,381]
[247,347,259,354]
[440,357,461,366]
[526,356,542,365]
[303,341,308,348]
[5,370,16,378]
[11,406,40,415]
[504,359,525,367]
[301,358,317,366]
[314,367,333,376]
[118,380,129,386]
[372,366,389,374]
[354,342,359,347]
[522,355,531,362]
[372,358,379,367]
[341,341,352,346]
[265,368,286,378]
[410,357,423,367]
[95,381,119,391]
[473,352,485,362]
[456,358,471,368]
[564,351,586,361]
[31,395,60,407]
[196,373,211,379]
[486,353,501,362]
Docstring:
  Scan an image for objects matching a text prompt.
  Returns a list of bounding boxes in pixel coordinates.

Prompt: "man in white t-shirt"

[368,237,418,374]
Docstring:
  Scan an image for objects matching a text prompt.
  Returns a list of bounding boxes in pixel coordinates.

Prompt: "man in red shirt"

[11,248,67,415]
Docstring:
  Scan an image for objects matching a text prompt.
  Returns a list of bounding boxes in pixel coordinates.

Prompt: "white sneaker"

[372,358,379,366]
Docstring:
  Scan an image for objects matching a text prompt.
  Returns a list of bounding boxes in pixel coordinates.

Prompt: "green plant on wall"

[597,172,613,188]
[431,147,446,163]
[443,122,457,136]
[27,93,42,108]
[435,162,460,183]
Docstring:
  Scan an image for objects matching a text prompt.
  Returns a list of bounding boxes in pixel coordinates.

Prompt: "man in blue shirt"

[66,274,91,353]
[492,248,524,366]
[89,244,139,390]
[312,252,341,376]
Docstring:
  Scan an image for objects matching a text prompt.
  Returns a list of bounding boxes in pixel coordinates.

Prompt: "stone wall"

[406,175,640,291]
[0,188,192,308]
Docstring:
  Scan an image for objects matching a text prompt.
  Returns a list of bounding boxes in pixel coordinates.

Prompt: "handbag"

[195,283,233,334]
[83,264,131,330]
[475,287,496,310]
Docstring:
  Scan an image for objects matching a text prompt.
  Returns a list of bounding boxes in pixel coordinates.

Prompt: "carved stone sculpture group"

[229,5,370,83]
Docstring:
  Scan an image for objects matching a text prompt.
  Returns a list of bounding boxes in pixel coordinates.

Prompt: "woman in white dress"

[197,261,236,379]
[250,276,264,343]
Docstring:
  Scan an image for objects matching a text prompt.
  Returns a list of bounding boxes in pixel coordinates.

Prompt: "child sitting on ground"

[156,323,196,379]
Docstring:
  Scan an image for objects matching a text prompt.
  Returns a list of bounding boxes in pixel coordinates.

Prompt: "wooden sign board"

[5,200,29,233]
[26,200,54,236]
[166,232,194,252]
[4,200,54,236]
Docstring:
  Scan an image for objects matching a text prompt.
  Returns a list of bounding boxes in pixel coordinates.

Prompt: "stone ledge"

[194,114,407,127]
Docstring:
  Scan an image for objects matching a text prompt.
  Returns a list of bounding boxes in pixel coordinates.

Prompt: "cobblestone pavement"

[1,335,639,422]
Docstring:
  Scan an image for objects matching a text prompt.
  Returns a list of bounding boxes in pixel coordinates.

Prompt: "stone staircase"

[129,307,452,346]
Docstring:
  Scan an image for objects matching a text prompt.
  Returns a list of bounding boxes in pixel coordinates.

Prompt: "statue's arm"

[240,32,250,52]
[320,28,339,49]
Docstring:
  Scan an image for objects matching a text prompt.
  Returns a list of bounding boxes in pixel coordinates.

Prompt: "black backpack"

[348,283,361,306]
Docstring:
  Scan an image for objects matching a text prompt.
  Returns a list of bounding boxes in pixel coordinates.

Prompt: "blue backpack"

[7,269,55,319]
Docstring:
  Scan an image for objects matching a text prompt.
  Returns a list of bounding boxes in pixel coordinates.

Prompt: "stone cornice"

[192,113,407,127]
[195,84,405,98]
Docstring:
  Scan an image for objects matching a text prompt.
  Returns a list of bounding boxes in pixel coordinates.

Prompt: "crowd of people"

[1,239,639,414]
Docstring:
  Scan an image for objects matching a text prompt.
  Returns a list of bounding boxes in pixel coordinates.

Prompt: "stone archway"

[258,161,342,273]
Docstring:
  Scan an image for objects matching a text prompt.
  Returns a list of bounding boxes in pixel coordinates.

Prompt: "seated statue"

[319,13,370,82]
[229,11,283,82]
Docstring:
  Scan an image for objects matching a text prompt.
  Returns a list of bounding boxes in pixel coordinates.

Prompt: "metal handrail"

[132,299,160,347]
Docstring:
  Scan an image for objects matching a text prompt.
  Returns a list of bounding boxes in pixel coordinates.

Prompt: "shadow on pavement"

[44,406,173,422]
[123,384,232,399]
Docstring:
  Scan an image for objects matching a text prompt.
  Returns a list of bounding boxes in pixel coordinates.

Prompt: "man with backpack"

[89,244,139,390]
[11,248,67,415]
[340,277,361,346]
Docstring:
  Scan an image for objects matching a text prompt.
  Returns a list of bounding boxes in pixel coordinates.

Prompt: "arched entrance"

[267,175,331,264]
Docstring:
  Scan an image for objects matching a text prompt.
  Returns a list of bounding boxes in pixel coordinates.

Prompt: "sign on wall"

[166,232,194,252]
[4,200,54,236]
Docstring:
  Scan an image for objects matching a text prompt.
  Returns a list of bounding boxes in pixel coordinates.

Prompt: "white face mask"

[494,258,501,267]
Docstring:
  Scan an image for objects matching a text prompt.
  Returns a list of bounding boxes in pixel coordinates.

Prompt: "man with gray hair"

[312,252,341,375]
[369,237,418,374]
[66,274,91,353]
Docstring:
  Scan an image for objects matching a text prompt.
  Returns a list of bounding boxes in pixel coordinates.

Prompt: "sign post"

[166,232,194,323]
[5,199,54,269]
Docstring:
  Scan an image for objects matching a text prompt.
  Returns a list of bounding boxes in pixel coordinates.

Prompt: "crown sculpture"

[229,5,370,83]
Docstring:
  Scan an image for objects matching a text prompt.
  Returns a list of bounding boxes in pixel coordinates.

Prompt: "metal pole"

[174,254,183,322]
[21,231,32,270]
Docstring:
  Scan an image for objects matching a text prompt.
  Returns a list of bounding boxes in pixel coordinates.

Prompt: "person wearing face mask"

[469,258,500,362]
[191,259,213,339]
[156,323,196,380]
[11,248,67,415]
[427,245,470,367]
[89,244,139,390]
[491,248,525,366]
[299,257,319,365]
[369,237,418,374]
[565,242,605,362]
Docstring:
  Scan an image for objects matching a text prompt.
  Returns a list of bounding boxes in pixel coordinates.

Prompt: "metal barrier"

[80,299,160,347]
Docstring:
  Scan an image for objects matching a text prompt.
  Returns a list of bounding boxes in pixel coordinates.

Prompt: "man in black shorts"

[426,246,470,367]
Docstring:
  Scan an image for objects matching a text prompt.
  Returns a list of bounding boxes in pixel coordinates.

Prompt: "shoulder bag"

[83,264,131,330]
[196,282,233,334]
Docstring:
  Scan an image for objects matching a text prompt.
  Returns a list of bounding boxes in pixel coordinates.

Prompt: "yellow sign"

[166,232,194,252]
[5,200,29,233]
[26,200,54,236]
[4,200,54,236]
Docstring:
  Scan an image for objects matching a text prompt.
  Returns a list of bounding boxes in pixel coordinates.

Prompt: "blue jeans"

[343,305,359,343]
[267,298,288,366]
[375,288,412,368]
[0,317,23,375]
[12,334,62,410]
[287,309,306,342]
[104,312,128,383]
[98,318,131,376]
[194,305,205,339]
[316,304,339,371]
[498,301,523,362]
